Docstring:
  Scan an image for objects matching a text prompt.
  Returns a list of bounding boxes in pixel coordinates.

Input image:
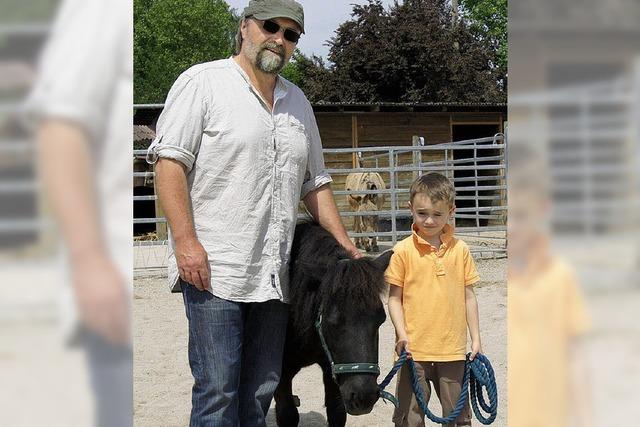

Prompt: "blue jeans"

[181,282,289,427]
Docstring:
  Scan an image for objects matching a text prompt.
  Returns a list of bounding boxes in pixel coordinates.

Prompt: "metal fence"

[511,75,639,237]
[0,129,46,248]
[133,134,508,267]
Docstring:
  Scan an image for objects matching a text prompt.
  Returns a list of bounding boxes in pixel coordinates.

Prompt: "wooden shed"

[133,102,506,147]
[310,103,507,218]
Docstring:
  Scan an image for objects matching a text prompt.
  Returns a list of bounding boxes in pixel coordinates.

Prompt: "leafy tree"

[303,0,505,103]
[280,50,304,87]
[459,0,507,71]
[134,0,237,103]
[280,50,334,101]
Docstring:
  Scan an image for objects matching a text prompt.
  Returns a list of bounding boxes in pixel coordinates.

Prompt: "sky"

[224,0,399,60]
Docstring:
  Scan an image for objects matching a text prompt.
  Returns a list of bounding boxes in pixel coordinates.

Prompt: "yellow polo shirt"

[385,224,479,361]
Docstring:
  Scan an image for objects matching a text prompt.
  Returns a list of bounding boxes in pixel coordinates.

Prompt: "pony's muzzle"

[341,380,380,415]
[345,389,378,415]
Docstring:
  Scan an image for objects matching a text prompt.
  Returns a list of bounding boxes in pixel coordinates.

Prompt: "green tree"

[280,50,334,101]
[134,0,237,104]
[312,0,505,103]
[458,0,507,71]
[279,50,304,87]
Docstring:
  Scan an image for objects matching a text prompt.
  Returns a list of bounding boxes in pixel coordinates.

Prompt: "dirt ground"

[133,258,507,427]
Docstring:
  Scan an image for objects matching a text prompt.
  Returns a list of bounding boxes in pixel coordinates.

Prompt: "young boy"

[386,172,481,427]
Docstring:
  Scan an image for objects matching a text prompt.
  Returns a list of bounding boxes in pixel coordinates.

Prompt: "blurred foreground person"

[23,0,133,426]
[507,145,591,427]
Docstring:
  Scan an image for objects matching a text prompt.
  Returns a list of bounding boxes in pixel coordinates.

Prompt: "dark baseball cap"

[242,0,305,33]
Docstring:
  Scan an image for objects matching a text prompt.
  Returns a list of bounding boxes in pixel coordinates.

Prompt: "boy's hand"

[469,340,483,361]
[395,338,412,359]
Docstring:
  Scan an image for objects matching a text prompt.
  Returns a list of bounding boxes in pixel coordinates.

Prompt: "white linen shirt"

[149,58,332,302]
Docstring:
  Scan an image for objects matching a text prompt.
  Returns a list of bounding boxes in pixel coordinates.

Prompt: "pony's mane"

[321,258,387,309]
[289,222,387,341]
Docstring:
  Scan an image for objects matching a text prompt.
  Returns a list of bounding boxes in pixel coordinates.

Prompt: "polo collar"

[412,223,454,251]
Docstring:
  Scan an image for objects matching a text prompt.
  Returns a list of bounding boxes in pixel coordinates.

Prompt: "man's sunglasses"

[261,19,301,44]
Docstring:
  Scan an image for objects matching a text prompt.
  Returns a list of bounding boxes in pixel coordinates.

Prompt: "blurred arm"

[37,120,105,261]
[569,338,593,427]
[36,119,129,344]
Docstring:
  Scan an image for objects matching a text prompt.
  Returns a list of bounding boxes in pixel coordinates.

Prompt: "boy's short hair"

[409,173,456,207]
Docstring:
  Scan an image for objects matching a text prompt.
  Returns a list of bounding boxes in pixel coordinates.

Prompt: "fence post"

[412,135,421,181]
[389,149,397,245]
[153,164,168,241]
[351,114,359,168]
[502,129,509,226]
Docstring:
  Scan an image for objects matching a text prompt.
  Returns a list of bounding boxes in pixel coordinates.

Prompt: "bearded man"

[150,1,360,425]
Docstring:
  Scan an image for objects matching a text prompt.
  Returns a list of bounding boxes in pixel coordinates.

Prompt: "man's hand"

[395,337,412,359]
[72,252,130,345]
[343,242,363,259]
[469,340,483,361]
[175,237,210,291]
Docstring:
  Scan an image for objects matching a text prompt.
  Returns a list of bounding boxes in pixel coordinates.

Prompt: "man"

[150,0,360,425]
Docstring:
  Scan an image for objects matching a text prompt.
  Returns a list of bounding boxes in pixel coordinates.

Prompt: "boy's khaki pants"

[392,360,472,427]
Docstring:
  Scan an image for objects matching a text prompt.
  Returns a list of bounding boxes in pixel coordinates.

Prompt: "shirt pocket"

[282,118,309,174]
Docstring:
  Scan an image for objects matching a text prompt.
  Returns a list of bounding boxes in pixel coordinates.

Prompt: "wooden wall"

[314,111,504,214]
[316,112,453,148]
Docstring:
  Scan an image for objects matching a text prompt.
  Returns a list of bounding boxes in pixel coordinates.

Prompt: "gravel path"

[133,258,506,426]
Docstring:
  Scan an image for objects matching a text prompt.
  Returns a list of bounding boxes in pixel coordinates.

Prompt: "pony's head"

[316,250,393,415]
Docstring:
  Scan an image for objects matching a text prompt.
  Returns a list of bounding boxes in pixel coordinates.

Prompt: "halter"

[315,310,381,382]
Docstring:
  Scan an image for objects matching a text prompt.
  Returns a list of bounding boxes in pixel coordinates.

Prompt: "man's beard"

[247,40,287,74]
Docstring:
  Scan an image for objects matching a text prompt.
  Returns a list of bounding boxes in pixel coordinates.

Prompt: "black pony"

[274,222,393,427]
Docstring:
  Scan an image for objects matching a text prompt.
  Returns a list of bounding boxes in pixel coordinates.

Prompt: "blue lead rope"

[378,351,498,425]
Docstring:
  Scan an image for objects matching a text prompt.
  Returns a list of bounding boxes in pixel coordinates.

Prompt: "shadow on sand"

[266,409,328,426]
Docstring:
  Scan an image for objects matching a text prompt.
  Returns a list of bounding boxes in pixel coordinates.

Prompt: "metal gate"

[133,134,508,271]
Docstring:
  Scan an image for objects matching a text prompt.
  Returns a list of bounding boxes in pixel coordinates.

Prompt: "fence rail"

[133,135,508,264]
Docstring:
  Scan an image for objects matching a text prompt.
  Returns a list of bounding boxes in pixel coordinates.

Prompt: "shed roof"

[311,102,506,113]
[133,102,506,125]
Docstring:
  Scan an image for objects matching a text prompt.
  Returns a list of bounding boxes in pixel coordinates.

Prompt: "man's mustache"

[261,42,285,58]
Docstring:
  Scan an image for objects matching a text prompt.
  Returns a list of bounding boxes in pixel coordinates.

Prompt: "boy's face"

[409,194,455,240]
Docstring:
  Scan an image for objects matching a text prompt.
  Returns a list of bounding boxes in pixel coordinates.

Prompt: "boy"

[386,172,481,427]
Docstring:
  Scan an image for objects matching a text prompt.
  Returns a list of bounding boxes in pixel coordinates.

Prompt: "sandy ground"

[133,258,507,427]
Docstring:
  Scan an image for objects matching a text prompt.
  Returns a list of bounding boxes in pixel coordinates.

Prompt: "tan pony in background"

[344,172,386,252]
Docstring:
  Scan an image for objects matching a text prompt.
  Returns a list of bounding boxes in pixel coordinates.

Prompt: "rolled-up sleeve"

[300,102,332,198]
[21,0,124,141]
[148,72,206,172]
